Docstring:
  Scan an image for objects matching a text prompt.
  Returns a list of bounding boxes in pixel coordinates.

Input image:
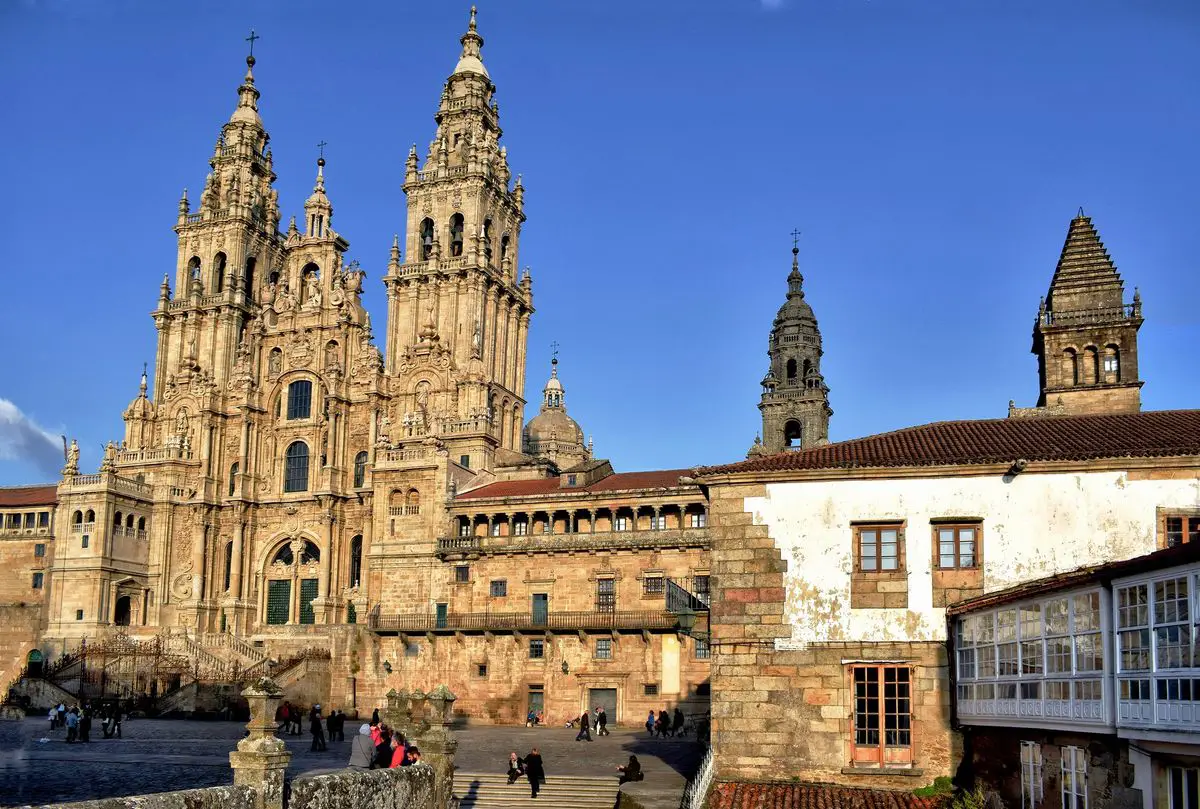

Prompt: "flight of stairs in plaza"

[453,773,618,809]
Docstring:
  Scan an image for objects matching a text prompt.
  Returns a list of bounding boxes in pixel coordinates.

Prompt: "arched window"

[420,218,435,260]
[137,516,146,531]
[187,256,201,283]
[213,252,227,293]
[85,509,95,523]
[449,213,464,257]
[113,511,123,529]
[1103,344,1121,382]
[353,451,368,488]
[273,545,294,565]
[244,257,257,301]
[500,233,510,264]
[786,359,797,380]
[784,420,803,449]
[301,262,320,282]
[284,442,310,493]
[349,535,363,588]
[287,380,313,420]
[300,540,320,564]
[223,542,233,592]
[72,510,83,525]
[1083,346,1100,385]
[803,359,813,378]
[406,489,421,515]
[126,514,135,529]
[1063,349,1079,386]
[229,462,239,497]
[483,218,494,264]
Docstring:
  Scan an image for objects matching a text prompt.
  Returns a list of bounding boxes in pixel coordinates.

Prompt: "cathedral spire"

[304,152,333,238]
[231,54,262,125]
[454,5,489,78]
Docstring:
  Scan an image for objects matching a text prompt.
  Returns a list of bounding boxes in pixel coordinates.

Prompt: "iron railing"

[367,609,679,634]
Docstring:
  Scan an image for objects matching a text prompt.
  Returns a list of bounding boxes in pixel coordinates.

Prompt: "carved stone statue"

[471,321,482,358]
[267,349,282,378]
[303,274,322,309]
[176,410,189,438]
[277,282,296,313]
[62,438,80,477]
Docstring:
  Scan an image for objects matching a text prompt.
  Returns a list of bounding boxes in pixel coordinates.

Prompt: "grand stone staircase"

[453,773,618,809]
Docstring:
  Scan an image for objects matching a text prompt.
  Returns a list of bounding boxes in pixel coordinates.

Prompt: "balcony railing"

[0,525,52,537]
[1040,302,1140,327]
[367,609,680,635]
[436,527,710,557]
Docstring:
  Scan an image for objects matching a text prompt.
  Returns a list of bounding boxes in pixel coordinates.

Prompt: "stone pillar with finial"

[421,685,459,809]
[229,677,291,809]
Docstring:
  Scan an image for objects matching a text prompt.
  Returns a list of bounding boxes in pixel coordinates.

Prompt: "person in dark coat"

[574,709,592,742]
[656,710,670,738]
[524,747,545,798]
[618,755,643,784]
[374,726,394,769]
[79,706,92,743]
[371,707,380,726]
[597,707,609,736]
[309,705,327,751]
[506,751,524,784]
[672,707,685,737]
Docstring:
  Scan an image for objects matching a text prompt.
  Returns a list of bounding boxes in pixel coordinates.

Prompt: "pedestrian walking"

[348,724,375,769]
[65,707,78,743]
[112,705,123,738]
[574,709,592,742]
[47,707,56,732]
[656,709,670,738]
[524,747,545,799]
[371,707,380,726]
[57,702,66,728]
[79,705,92,743]
[645,710,655,735]
[309,705,327,751]
[672,707,685,737]
[597,706,609,736]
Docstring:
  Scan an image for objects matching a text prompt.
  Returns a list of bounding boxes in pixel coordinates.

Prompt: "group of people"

[572,706,610,741]
[273,701,349,751]
[646,707,686,738]
[505,748,546,798]
[48,701,124,742]
[348,719,423,770]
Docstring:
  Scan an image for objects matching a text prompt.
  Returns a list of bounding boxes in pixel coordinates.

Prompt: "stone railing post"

[229,677,291,809]
[418,685,458,809]
[385,687,411,736]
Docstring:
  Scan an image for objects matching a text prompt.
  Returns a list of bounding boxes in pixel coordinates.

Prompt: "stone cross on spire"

[245,29,260,58]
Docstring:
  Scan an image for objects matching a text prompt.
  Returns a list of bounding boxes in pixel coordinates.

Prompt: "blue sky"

[1,0,1197,485]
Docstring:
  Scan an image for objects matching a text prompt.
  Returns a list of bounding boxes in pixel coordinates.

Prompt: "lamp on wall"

[383,660,392,674]
[561,660,569,675]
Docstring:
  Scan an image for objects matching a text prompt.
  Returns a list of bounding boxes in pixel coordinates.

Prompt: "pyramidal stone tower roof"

[1044,211,1127,314]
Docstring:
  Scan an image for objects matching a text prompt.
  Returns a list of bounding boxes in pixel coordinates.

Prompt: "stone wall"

[21,784,256,809]
[288,765,435,809]
[707,483,956,788]
[0,604,45,694]
[966,726,1142,809]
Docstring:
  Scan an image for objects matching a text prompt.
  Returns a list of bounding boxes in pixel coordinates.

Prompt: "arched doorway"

[114,595,132,626]
[26,649,44,678]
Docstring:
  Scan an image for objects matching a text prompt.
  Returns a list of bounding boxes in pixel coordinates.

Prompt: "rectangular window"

[689,512,706,528]
[459,522,470,537]
[38,511,49,527]
[24,512,35,528]
[936,524,979,568]
[490,579,508,598]
[596,638,612,659]
[596,578,616,611]
[346,602,357,624]
[76,609,83,621]
[644,683,659,697]
[298,578,318,624]
[477,663,488,677]
[286,380,313,420]
[651,515,666,530]
[1169,766,1199,809]
[491,523,502,537]
[1117,584,1150,671]
[455,565,470,583]
[1061,746,1088,809]
[266,580,291,625]
[1020,741,1044,809]
[459,454,470,469]
[693,575,710,596]
[32,572,44,589]
[694,638,710,660]
[614,516,630,532]
[567,474,577,486]
[642,575,664,596]
[34,543,45,558]
[514,521,528,536]
[856,524,902,572]
[851,665,912,766]
[81,535,89,549]
[1165,515,1200,548]
[529,639,545,659]
[1155,577,1192,669]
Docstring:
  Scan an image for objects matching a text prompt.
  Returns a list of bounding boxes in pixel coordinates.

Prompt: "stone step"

[453,772,617,809]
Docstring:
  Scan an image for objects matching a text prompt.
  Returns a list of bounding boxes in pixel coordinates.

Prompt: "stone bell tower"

[748,242,832,457]
[1032,211,1144,415]
[383,6,533,467]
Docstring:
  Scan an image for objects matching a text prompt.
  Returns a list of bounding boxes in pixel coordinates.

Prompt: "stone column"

[229,678,291,809]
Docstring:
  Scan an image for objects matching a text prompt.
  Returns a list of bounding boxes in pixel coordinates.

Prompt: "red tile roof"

[456,469,693,500]
[0,485,58,507]
[698,410,1200,476]
[711,781,947,809]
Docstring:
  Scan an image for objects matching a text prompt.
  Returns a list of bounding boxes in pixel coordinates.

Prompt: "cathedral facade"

[2,10,713,725]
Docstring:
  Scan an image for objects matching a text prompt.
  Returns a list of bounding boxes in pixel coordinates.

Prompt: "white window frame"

[1020,741,1043,809]
[1061,745,1087,809]
[1169,766,1199,809]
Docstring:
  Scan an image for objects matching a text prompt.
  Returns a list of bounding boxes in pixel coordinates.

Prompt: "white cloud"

[0,399,64,478]
[761,0,786,9]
